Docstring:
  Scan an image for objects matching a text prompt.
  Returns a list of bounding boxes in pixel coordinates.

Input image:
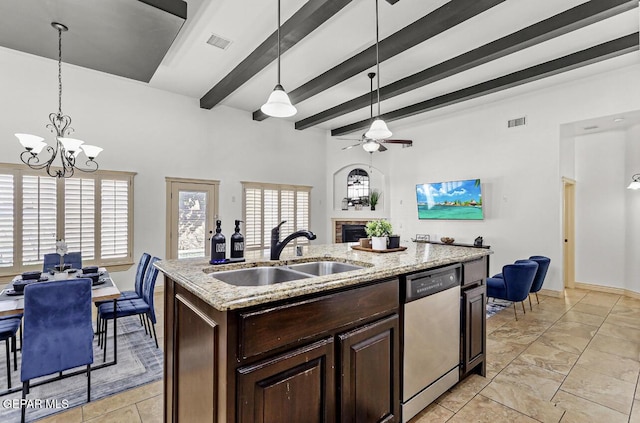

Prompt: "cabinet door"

[461,284,486,377]
[338,314,400,423]
[237,338,335,423]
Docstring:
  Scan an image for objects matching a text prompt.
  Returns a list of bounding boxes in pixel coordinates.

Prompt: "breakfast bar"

[156,242,491,423]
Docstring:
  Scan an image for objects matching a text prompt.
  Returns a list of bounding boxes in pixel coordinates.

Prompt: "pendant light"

[261,0,297,118]
[365,0,392,140]
[628,174,640,190]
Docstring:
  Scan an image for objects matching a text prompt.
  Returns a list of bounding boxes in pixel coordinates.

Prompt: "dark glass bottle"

[210,220,226,264]
[230,220,245,262]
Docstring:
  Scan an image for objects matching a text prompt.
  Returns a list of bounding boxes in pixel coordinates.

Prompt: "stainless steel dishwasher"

[402,264,461,422]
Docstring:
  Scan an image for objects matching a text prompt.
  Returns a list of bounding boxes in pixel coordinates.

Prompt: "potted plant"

[365,219,393,250]
[369,190,380,211]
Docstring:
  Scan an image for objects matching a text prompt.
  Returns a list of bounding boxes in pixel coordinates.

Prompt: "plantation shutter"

[22,175,57,265]
[64,178,96,260]
[101,179,129,259]
[242,183,311,252]
[0,174,14,268]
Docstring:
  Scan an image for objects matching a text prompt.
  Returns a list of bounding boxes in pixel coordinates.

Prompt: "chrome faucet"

[270,220,316,260]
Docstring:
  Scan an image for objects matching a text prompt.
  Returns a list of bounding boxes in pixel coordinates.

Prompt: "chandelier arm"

[633,174,640,182]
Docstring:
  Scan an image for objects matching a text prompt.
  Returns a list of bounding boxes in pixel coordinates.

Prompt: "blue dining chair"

[486,261,538,320]
[0,317,21,389]
[98,257,161,361]
[527,256,551,308]
[20,278,94,423]
[95,252,151,335]
[42,252,82,272]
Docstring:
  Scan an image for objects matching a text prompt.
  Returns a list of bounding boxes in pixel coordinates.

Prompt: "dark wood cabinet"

[338,314,399,423]
[460,258,487,378]
[237,338,335,423]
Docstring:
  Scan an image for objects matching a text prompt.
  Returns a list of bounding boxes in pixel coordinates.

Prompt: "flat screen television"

[416,179,483,220]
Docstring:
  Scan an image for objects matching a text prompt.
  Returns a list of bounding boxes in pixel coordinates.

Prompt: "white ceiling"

[6,0,640,135]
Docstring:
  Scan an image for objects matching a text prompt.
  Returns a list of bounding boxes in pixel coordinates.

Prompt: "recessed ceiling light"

[613,117,625,123]
[207,34,232,50]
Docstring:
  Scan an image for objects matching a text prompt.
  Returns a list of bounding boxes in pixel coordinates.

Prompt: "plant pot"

[370,204,376,211]
[371,236,388,251]
[359,238,372,249]
[388,235,400,249]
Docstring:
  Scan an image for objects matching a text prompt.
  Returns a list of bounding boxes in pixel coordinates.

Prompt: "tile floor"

[37,288,640,422]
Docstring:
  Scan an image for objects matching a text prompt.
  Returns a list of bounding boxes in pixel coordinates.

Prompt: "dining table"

[0,268,121,395]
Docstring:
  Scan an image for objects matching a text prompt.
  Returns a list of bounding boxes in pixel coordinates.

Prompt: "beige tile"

[36,407,83,423]
[553,390,628,423]
[488,324,543,346]
[598,321,640,343]
[579,292,621,308]
[631,399,640,423]
[435,374,490,413]
[561,364,635,414]
[576,348,640,384]
[82,381,162,420]
[546,321,598,340]
[407,402,454,423]
[558,310,605,327]
[448,395,538,423]
[616,297,640,309]
[515,342,580,375]
[493,361,565,401]
[136,394,162,423]
[588,333,640,361]
[84,405,141,423]
[537,332,591,355]
[606,307,640,329]
[480,379,565,422]
[485,339,527,379]
[570,302,612,317]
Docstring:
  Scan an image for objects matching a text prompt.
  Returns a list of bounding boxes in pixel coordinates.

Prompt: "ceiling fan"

[339,72,413,152]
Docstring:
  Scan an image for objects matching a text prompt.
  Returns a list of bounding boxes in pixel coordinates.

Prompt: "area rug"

[486,299,512,318]
[0,316,163,422]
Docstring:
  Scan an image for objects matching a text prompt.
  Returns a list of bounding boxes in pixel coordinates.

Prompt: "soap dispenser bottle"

[210,220,227,264]
[230,220,245,262]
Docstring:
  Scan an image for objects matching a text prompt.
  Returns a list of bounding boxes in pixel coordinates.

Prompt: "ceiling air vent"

[207,34,232,50]
[507,116,527,128]
[583,125,599,130]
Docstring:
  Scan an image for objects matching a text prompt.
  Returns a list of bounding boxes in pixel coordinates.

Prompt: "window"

[0,164,135,276]
[242,182,311,252]
[347,169,370,205]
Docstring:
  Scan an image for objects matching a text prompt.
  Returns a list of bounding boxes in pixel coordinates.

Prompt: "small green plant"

[369,190,381,209]
[365,219,393,237]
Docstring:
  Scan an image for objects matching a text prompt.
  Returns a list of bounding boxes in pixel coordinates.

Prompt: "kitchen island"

[156,242,491,423]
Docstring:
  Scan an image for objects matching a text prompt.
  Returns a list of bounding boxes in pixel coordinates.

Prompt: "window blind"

[64,178,96,260]
[0,174,14,268]
[22,175,57,265]
[101,179,129,259]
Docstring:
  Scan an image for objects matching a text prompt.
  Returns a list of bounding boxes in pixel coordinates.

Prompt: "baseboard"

[538,288,563,298]
[574,281,640,299]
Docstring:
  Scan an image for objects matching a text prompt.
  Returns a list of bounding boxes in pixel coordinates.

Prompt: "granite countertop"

[154,242,492,311]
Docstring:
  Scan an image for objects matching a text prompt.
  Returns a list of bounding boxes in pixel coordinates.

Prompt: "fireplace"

[332,219,373,243]
[341,224,367,243]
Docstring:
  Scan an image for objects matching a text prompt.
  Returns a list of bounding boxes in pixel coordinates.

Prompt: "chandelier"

[15,22,102,178]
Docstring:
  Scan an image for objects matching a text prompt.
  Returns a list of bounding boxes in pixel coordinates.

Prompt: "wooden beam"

[331,33,639,136]
[199,0,353,110]
[297,0,637,130]
[253,0,507,121]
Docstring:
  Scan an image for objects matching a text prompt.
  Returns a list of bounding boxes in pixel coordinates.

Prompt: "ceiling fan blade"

[342,143,360,150]
[381,139,413,144]
[337,137,362,141]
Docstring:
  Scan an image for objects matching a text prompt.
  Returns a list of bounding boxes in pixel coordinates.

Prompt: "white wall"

[574,131,626,288]
[0,47,328,289]
[326,60,640,293]
[625,124,640,292]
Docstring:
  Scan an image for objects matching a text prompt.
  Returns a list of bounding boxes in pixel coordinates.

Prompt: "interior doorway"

[562,178,576,289]
[166,178,219,260]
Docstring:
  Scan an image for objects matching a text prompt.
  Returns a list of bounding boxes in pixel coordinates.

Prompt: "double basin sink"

[211,260,366,287]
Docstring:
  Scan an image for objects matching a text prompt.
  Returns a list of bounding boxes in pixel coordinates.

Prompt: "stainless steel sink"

[212,266,311,286]
[286,261,364,276]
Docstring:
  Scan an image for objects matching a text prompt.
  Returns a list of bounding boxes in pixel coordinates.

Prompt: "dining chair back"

[487,261,538,320]
[134,252,152,298]
[21,278,94,422]
[42,252,82,272]
[527,255,550,298]
[141,257,161,324]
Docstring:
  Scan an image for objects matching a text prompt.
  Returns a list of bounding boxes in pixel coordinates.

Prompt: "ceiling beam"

[297,0,637,130]
[331,33,639,136]
[199,0,353,110]
[252,0,507,121]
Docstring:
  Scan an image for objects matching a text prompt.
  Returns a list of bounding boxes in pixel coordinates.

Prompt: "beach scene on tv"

[416,179,483,220]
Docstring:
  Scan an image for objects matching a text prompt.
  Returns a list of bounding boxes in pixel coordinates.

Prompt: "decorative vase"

[371,236,387,251]
[388,235,400,249]
[371,204,376,211]
[359,238,372,249]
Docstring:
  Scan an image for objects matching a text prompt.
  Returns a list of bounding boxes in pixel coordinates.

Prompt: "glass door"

[167,179,219,260]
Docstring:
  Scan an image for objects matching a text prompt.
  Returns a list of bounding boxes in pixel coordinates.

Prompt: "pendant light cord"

[58,26,63,115]
[375,0,381,117]
[277,0,281,85]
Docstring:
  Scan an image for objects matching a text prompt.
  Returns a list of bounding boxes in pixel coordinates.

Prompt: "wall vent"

[207,34,232,50]
[507,116,527,128]
[583,125,599,130]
